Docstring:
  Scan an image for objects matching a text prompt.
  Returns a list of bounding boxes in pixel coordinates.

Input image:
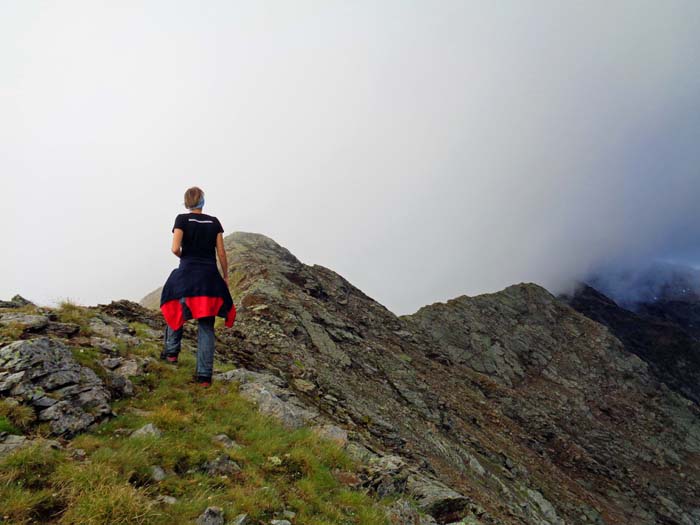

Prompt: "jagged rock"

[0,313,49,332]
[130,423,162,438]
[215,368,319,429]
[196,506,224,525]
[281,510,296,519]
[44,321,81,337]
[270,521,291,525]
[156,495,177,505]
[105,372,134,398]
[97,299,164,330]
[0,432,62,457]
[201,453,241,476]
[406,474,471,523]
[0,337,111,436]
[230,514,249,525]
[89,315,141,346]
[361,455,410,497]
[0,295,35,308]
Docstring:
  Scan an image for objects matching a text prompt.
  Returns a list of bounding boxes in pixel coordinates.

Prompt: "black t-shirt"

[172,212,223,261]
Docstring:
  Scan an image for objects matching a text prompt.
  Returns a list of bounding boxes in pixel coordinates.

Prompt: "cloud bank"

[3,1,700,314]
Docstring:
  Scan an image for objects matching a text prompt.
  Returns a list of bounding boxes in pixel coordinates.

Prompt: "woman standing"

[160,187,236,387]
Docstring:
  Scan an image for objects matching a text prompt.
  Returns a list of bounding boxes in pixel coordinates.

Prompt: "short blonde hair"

[184,186,204,209]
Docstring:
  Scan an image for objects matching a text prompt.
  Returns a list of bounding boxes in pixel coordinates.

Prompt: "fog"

[3,1,700,315]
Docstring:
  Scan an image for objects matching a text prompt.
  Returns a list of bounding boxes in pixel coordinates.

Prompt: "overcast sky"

[3,1,700,315]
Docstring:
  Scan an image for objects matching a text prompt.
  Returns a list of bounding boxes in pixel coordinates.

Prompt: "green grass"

[0,415,21,434]
[0,401,35,432]
[0,339,390,525]
[54,300,93,333]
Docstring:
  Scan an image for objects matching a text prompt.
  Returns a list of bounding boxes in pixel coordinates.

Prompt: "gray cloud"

[3,1,700,314]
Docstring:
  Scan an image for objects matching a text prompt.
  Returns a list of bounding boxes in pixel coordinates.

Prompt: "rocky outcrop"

[0,337,112,436]
[563,284,700,404]
[0,294,35,309]
[137,231,700,525]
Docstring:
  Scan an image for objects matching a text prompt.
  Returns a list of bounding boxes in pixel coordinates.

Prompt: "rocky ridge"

[141,232,700,525]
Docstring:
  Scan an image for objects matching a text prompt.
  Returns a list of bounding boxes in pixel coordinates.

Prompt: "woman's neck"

[190,209,203,214]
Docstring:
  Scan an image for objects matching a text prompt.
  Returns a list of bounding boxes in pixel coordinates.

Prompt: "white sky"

[3,1,700,314]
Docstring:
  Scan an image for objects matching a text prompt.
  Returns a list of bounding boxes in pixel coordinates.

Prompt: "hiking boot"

[192,374,212,387]
[160,351,178,364]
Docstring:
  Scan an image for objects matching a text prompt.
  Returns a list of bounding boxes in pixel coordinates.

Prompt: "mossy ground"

[0,306,392,525]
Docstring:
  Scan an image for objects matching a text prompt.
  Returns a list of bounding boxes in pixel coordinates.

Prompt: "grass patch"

[0,415,21,434]
[55,300,93,333]
[0,321,26,344]
[0,400,36,431]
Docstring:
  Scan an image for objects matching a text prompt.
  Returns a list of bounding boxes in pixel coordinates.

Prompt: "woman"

[160,186,236,387]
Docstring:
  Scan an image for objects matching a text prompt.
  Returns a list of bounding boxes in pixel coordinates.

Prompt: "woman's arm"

[171,229,183,258]
[216,233,228,285]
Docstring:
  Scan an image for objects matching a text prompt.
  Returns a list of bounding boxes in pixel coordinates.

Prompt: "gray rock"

[282,510,296,519]
[202,453,241,476]
[216,368,319,429]
[156,495,177,505]
[88,317,116,338]
[130,423,162,438]
[0,313,49,331]
[526,489,565,525]
[90,337,118,354]
[0,433,28,456]
[362,455,410,497]
[151,465,167,481]
[0,337,111,436]
[45,321,80,337]
[0,433,62,457]
[89,315,141,347]
[406,474,471,523]
[105,372,134,398]
[211,433,242,450]
[196,506,224,525]
[270,521,291,525]
[230,514,249,525]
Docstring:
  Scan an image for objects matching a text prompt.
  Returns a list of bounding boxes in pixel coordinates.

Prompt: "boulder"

[215,368,319,429]
[0,337,111,436]
[0,313,49,332]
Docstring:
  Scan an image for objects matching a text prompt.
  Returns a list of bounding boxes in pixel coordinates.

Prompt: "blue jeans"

[163,299,216,379]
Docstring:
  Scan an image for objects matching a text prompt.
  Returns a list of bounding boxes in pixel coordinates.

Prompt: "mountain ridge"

[138,232,700,524]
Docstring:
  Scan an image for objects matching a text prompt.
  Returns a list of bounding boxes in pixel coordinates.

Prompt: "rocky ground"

[3,231,700,524]
[0,298,420,524]
[144,232,700,524]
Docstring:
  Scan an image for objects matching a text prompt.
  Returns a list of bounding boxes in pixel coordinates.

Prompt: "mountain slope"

[563,284,700,404]
[141,232,700,525]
